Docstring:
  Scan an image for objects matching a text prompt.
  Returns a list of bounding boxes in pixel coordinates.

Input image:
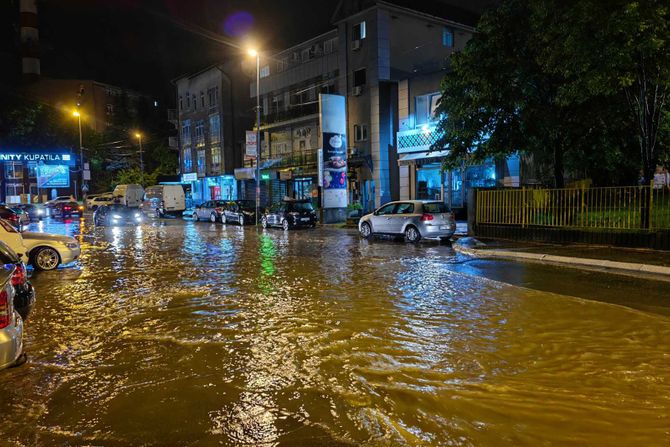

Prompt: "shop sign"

[279,170,292,181]
[0,150,74,165]
[245,131,257,158]
[234,168,255,180]
[182,172,198,182]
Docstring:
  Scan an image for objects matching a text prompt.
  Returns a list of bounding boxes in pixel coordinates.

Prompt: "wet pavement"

[1,217,670,446]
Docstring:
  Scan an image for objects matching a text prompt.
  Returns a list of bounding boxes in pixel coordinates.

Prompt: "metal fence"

[476,185,670,231]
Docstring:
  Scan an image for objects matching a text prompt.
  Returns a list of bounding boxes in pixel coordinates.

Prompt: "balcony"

[397,126,443,154]
[259,150,318,169]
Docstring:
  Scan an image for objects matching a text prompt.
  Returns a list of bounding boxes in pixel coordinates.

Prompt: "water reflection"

[1,220,669,446]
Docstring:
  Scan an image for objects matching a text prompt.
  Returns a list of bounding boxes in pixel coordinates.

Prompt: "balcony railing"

[397,126,443,154]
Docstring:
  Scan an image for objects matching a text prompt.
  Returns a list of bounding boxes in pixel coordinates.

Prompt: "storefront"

[0,149,77,203]
[181,172,237,206]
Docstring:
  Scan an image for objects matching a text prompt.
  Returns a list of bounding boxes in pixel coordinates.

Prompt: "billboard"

[245,131,257,159]
[319,94,348,209]
[37,164,70,188]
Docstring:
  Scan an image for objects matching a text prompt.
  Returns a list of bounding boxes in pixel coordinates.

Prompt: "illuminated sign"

[181,173,198,182]
[319,94,348,208]
[261,173,271,181]
[37,165,70,188]
[0,150,74,165]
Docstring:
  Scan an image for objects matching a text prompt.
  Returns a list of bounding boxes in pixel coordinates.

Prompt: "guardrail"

[476,184,670,231]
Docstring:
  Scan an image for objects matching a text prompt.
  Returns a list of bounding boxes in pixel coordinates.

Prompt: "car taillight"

[421,213,434,221]
[0,288,10,329]
[64,206,71,211]
[11,263,26,287]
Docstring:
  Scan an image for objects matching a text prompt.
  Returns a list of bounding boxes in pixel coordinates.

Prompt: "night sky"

[3,0,493,103]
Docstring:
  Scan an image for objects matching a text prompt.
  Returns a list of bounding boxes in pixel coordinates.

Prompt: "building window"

[195,120,205,147]
[352,21,366,40]
[209,114,221,144]
[354,124,368,142]
[196,150,206,175]
[353,68,367,87]
[442,27,454,47]
[193,94,197,110]
[272,94,285,114]
[415,93,441,127]
[324,37,337,54]
[186,93,190,108]
[5,162,23,179]
[211,146,221,171]
[200,91,205,108]
[183,148,193,172]
[301,48,311,63]
[28,163,37,178]
[6,183,24,199]
[181,119,191,147]
[179,95,183,110]
[106,103,114,116]
[260,65,270,78]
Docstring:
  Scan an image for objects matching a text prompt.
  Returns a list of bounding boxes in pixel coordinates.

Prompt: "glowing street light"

[72,108,85,200]
[135,132,144,184]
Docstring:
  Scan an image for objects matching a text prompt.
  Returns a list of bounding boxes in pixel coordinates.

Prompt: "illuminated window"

[352,21,366,40]
[181,119,191,147]
[183,148,193,172]
[260,65,270,78]
[209,114,221,144]
[442,27,454,47]
[195,120,205,147]
[196,150,206,175]
[5,162,23,179]
[211,146,221,171]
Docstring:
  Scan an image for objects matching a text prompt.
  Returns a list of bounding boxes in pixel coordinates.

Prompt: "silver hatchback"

[358,200,456,242]
[0,269,23,370]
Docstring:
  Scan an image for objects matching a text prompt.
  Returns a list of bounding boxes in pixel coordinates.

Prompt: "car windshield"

[237,200,255,210]
[288,201,314,212]
[422,202,450,213]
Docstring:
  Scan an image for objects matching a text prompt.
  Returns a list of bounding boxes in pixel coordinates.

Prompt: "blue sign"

[0,149,75,165]
[37,165,70,188]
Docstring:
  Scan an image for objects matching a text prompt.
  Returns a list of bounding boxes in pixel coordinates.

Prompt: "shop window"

[416,165,442,200]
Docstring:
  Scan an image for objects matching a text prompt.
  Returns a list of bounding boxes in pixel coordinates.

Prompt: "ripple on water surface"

[0,220,669,446]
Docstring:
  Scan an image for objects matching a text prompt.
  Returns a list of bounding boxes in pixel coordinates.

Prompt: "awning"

[397,150,449,166]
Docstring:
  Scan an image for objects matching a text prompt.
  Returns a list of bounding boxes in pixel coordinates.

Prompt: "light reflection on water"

[0,218,669,446]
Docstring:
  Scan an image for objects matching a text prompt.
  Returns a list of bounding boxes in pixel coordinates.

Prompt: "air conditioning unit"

[352,86,363,96]
[352,39,361,51]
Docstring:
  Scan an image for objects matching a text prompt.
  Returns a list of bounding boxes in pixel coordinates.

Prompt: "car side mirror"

[373,210,379,216]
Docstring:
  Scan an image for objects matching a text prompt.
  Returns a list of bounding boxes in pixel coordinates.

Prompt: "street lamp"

[72,109,84,200]
[135,132,144,184]
[248,48,261,225]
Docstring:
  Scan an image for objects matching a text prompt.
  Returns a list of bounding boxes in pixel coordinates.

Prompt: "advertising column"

[318,94,348,223]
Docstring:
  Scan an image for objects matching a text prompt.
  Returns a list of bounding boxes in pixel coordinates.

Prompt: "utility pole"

[135,132,144,185]
[73,109,84,201]
[249,49,262,225]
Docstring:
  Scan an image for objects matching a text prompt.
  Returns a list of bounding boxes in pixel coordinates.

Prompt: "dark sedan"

[47,201,83,219]
[222,200,256,225]
[15,203,46,220]
[94,204,144,226]
[262,199,318,230]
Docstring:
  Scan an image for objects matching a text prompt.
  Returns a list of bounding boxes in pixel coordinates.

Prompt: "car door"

[198,202,210,220]
[370,203,397,233]
[388,202,416,234]
[0,219,28,260]
[225,202,238,221]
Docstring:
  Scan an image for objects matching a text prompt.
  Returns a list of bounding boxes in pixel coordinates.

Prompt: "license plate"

[440,225,450,230]
[301,218,310,222]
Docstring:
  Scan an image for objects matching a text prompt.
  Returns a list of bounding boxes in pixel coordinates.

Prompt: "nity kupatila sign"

[0,150,74,165]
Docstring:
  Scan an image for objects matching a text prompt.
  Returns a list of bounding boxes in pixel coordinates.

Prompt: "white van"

[112,184,145,208]
[143,185,186,217]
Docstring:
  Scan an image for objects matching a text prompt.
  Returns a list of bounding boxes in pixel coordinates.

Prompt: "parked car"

[143,185,186,217]
[112,184,145,208]
[262,199,318,230]
[86,193,114,210]
[46,201,83,218]
[358,200,456,243]
[0,240,35,321]
[44,195,76,207]
[15,203,46,220]
[0,268,25,370]
[0,207,23,230]
[94,204,144,226]
[0,218,81,270]
[9,208,30,226]
[222,200,256,225]
[192,200,227,223]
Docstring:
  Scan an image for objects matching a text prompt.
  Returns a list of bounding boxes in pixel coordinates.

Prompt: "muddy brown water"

[1,219,669,446]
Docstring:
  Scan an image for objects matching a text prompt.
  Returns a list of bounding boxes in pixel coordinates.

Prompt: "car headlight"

[65,242,79,249]
[112,214,122,219]
[134,213,141,218]
[37,209,44,215]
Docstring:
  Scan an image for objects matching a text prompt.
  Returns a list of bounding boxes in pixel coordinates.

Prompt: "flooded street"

[1,218,669,446]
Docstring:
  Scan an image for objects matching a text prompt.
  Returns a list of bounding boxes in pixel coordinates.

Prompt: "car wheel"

[192,212,199,221]
[405,225,421,243]
[210,213,217,223]
[221,214,227,225]
[261,217,268,229]
[33,247,60,271]
[282,219,290,231]
[239,214,244,226]
[359,222,372,239]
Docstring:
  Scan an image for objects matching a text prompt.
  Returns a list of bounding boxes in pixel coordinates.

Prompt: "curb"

[454,245,670,280]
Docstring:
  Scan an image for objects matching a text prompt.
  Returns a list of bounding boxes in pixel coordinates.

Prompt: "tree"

[432,0,646,187]
[539,0,670,185]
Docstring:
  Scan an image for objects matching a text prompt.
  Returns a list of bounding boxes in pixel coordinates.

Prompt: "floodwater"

[1,218,669,446]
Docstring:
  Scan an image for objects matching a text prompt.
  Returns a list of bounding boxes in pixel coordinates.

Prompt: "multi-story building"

[248,0,518,214]
[173,61,253,204]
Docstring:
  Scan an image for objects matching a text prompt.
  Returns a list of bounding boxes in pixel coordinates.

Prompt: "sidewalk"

[454,237,670,280]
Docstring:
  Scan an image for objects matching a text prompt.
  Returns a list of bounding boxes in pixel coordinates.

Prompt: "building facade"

[173,62,253,205]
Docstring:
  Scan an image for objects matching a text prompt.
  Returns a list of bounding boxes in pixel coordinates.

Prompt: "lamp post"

[72,110,84,200]
[249,48,261,226]
[135,132,144,185]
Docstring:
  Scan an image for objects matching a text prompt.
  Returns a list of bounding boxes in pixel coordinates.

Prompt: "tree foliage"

[433,0,668,187]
